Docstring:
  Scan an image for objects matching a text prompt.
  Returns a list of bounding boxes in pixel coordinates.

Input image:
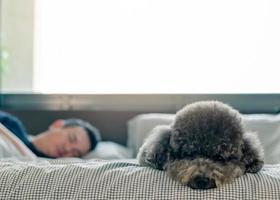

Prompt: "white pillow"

[83,141,133,160]
[127,113,280,164]
[127,114,174,157]
[242,114,280,164]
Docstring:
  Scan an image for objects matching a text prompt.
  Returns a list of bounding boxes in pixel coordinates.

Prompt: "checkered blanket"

[0,158,280,199]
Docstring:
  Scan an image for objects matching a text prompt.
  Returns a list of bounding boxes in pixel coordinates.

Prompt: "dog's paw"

[245,159,264,173]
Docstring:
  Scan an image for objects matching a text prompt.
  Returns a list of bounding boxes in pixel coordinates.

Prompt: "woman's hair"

[63,119,101,152]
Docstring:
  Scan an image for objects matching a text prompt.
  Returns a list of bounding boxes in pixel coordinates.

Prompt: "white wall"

[1,0,34,92]
[34,0,280,94]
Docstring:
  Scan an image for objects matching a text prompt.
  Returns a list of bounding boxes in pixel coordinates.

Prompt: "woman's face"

[43,125,91,158]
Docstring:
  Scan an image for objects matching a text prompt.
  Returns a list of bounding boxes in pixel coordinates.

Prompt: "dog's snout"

[194,177,211,189]
[188,176,216,190]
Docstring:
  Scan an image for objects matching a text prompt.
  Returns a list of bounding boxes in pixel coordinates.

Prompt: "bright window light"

[34,0,280,94]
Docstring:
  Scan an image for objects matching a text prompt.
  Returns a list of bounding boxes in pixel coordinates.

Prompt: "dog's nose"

[188,176,216,189]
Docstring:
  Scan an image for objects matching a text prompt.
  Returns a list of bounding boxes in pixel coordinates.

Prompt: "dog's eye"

[215,155,225,162]
[228,155,239,161]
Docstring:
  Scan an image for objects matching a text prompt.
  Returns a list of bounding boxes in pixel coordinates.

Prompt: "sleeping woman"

[0,111,101,159]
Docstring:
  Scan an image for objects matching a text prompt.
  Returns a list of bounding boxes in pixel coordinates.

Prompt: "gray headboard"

[1,94,280,145]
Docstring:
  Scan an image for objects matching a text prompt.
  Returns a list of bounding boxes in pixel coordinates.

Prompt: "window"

[1,0,280,93]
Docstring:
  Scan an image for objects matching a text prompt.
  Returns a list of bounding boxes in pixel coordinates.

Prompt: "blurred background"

[1,0,280,94]
[0,0,280,144]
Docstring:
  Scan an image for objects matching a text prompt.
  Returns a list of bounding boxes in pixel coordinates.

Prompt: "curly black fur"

[137,101,264,189]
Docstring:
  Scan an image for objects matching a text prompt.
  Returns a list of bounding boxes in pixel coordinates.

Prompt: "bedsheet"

[0,158,279,199]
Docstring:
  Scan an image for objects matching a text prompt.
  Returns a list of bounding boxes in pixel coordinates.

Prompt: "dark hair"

[63,119,101,152]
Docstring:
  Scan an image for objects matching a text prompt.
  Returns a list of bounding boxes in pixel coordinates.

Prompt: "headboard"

[1,94,279,145]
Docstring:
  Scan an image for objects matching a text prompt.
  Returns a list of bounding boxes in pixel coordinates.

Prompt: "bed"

[0,158,280,199]
[0,113,280,199]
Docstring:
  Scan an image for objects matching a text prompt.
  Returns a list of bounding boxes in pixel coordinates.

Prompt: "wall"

[1,0,34,92]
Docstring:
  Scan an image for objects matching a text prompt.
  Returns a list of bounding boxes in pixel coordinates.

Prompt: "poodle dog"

[137,101,264,189]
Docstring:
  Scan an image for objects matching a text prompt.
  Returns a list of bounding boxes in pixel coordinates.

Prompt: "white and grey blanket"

[0,158,280,199]
[0,133,24,158]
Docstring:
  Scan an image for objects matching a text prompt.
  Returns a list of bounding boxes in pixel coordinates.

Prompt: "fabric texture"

[127,113,280,164]
[0,133,23,158]
[82,141,132,159]
[0,158,279,199]
[0,111,49,157]
[0,123,36,160]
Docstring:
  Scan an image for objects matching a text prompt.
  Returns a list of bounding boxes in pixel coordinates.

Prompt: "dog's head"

[169,101,245,189]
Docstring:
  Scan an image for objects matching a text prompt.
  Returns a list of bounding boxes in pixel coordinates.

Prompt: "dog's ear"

[137,125,172,170]
[241,132,264,173]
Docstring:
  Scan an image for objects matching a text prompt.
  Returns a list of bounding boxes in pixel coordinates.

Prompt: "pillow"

[127,113,280,164]
[127,114,174,157]
[82,141,133,160]
[242,114,280,164]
